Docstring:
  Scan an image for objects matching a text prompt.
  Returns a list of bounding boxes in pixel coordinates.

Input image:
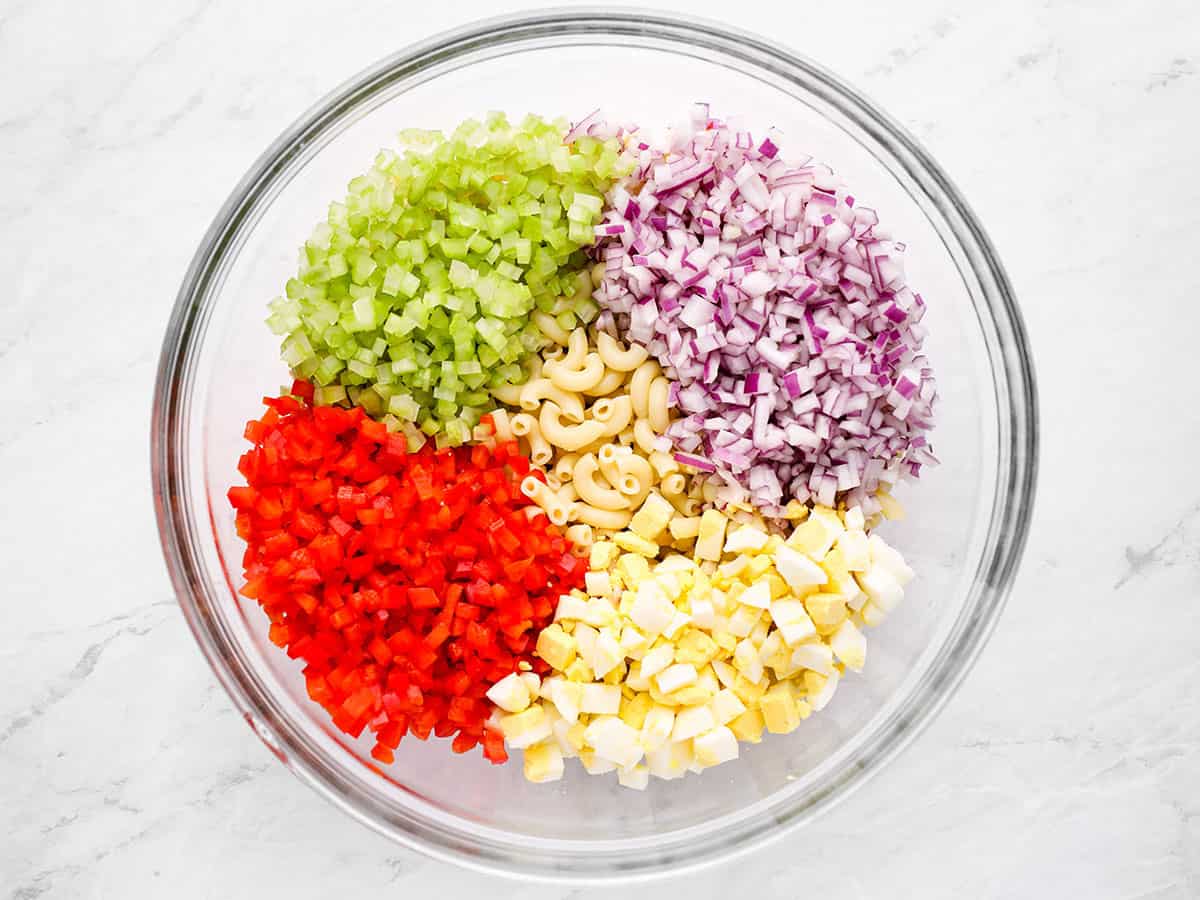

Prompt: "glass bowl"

[152,8,1037,881]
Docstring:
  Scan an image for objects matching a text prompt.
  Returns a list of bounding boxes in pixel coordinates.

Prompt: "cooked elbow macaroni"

[498,326,709,543]
[553,452,580,484]
[629,360,661,420]
[633,419,662,456]
[573,454,627,510]
[511,413,553,466]
[582,368,625,397]
[518,378,586,422]
[532,310,571,346]
[544,352,606,393]
[647,377,671,433]
[490,382,525,406]
[539,402,607,452]
[490,408,514,443]
[596,331,649,371]
[660,472,687,497]
[564,522,593,549]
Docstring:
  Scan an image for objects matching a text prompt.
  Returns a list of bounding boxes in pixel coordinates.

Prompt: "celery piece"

[280,333,313,367]
[440,238,469,260]
[347,359,376,379]
[387,393,420,421]
[350,296,376,331]
[313,384,347,406]
[382,264,405,296]
[293,357,320,380]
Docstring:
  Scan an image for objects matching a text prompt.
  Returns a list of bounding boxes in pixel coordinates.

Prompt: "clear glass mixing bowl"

[152,9,1037,881]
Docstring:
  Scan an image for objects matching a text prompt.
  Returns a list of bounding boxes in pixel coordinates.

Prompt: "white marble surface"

[3,0,1199,896]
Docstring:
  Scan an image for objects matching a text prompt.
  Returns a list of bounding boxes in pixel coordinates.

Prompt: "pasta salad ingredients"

[268,113,629,445]
[229,107,937,792]
[228,383,587,765]
[591,108,937,516]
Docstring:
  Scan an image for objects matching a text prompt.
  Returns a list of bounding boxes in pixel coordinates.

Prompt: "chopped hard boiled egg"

[693,726,739,767]
[485,672,531,713]
[498,706,552,749]
[505,503,914,786]
[579,682,621,715]
[629,492,676,542]
[523,742,565,783]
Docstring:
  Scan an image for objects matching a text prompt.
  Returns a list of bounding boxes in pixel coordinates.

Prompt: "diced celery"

[325,253,348,279]
[382,264,405,296]
[440,238,468,260]
[265,312,292,336]
[351,296,376,330]
[573,297,600,323]
[448,259,476,288]
[459,390,490,407]
[293,356,320,379]
[477,345,500,368]
[273,113,623,434]
[313,384,347,405]
[280,333,313,366]
[495,260,522,282]
[398,272,420,298]
[387,393,420,420]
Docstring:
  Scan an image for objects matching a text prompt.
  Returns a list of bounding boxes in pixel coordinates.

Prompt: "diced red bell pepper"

[228,391,587,766]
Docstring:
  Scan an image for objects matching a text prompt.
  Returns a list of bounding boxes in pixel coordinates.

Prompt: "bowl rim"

[152,6,1038,882]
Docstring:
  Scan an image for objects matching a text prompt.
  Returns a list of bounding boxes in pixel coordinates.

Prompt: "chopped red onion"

[591,108,937,516]
[673,452,718,473]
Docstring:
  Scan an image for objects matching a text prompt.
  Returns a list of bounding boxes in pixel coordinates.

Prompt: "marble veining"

[3,0,1199,897]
